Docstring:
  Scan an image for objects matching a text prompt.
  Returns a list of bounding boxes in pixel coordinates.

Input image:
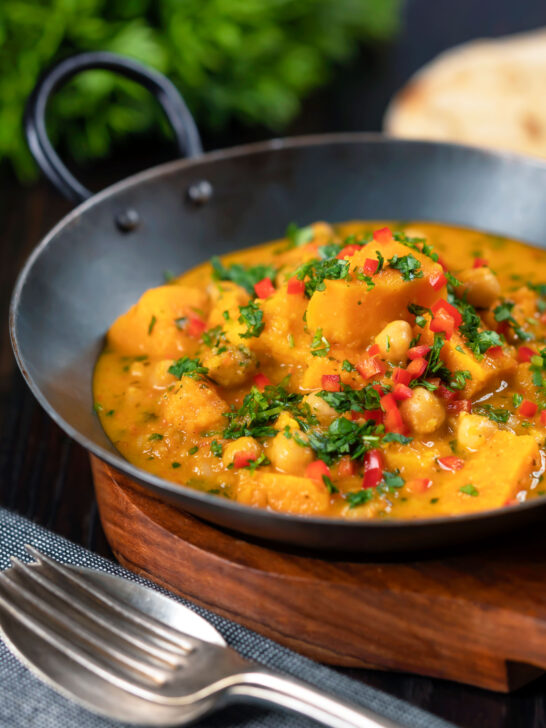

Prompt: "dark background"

[2,1,546,726]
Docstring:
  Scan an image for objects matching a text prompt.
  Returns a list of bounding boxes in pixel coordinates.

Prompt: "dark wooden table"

[3,1,546,726]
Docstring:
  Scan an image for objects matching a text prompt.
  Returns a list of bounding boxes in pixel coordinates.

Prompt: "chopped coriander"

[382,433,413,444]
[148,433,163,441]
[460,484,479,497]
[148,315,157,335]
[168,356,209,379]
[450,370,472,390]
[211,256,277,296]
[163,270,175,283]
[188,445,199,455]
[317,384,381,414]
[93,402,103,413]
[202,325,225,348]
[238,301,264,338]
[310,328,330,357]
[286,222,314,248]
[171,462,181,469]
[222,310,230,321]
[243,453,271,473]
[342,359,356,372]
[388,253,423,281]
[288,333,295,349]
[430,497,439,504]
[381,470,405,491]
[493,300,533,342]
[345,489,374,508]
[512,392,524,408]
[295,257,350,297]
[210,440,223,457]
[306,416,380,464]
[322,475,339,494]
[473,404,510,424]
[106,409,115,417]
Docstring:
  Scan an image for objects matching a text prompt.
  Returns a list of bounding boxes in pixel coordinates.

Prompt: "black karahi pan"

[10,52,546,553]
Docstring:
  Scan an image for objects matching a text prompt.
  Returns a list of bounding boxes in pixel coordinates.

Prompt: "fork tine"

[25,546,197,651]
[9,556,184,668]
[0,571,173,686]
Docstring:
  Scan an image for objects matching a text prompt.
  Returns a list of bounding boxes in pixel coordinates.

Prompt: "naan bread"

[384,29,546,158]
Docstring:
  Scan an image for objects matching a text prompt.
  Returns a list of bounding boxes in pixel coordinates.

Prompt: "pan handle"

[24,52,203,204]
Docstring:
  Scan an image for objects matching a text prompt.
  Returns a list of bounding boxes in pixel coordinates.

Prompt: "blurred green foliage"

[0,0,401,180]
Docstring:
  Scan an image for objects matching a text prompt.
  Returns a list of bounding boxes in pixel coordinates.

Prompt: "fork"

[0,546,402,728]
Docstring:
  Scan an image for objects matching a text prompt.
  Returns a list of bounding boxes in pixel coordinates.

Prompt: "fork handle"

[226,670,403,728]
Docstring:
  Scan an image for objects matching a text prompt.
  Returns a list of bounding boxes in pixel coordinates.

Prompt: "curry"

[93,221,546,519]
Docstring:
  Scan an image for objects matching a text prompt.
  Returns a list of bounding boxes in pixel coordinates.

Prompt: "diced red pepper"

[430,310,455,339]
[321,374,341,392]
[362,408,384,424]
[405,478,432,493]
[362,468,382,489]
[406,357,427,380]
[497,321,509,336]
[431,299,463,327]
[372,227,392,243]
[429,271,447,291]
[254,277,275,299]
[363,258,379,276]
[393,367,412,386]
[541,410,546,426]
[368,343,380,356]
[487,346,503,358]
[519,400,537,418]
[517,345,537,363]
[356,355,386,380]
[447,399,472,414]
[540,312,546,326]
[187,315,207,338]
[436,384,458,402]
[364,448,384,472]
[337,457,356,478]
[437,456,465,472]
[393,383,413,401]
[253,373,271,390]
[380,393,406,434]
[436,255,449,271]
[305,460,331,482]
[337,243,362,259]
[371,384,385,396]
[473,257,488,268]
[287,277,305,295]
[408,345,431,360]
[233,452,257,468]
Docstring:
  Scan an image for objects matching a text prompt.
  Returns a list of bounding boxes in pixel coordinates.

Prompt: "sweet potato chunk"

[236,473,330,515]
[160,377,228,434]
[108,285,208,358]
[306,240,443,348]
[420,323,517,398]
[430,430,539,514]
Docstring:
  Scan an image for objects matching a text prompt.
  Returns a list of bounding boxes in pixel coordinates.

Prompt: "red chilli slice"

[473,257,488,268]
[437,456,465,472]
[487,346,503,358]
[233,452,257,468]
[393,383,413,401]
[187,315,207,338]
[321,374,341,392]
[429,271,447,291]
[337,243,362,259]
[254,277,275,299]
[517,346,537,363]
[363,258,379,276]
[287,277,305,295]
[393,367,412,386]
[306,460,330,482]
[356,355,386,380]
[519,400,537,418]
[431,299,463,327]
[406,357,427,380]
[407,345,431,360]
[380,393,406,434]
[253,373,271,390]
[430,310,455,339]
[373,227,392,243]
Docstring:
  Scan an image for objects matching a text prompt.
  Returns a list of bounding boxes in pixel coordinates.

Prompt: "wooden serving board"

[92,454,546,693]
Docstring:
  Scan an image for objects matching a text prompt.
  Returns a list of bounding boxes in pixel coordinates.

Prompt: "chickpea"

[399,387,446,435]
[374,320,413,363]
[456,413,496,451]
[222,437,262,467]
[202,345,257,387]
[304,392,338,425]
[455,268,501,308]
[268,428,313,475]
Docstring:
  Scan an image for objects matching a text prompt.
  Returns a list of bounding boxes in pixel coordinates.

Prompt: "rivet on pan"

[115,209,140,232]
[186,180,213,206]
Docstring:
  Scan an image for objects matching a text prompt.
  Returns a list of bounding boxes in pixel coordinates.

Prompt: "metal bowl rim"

[9,131,546,532]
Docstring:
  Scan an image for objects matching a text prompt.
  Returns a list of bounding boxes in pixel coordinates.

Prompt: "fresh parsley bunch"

[0,0,401,180]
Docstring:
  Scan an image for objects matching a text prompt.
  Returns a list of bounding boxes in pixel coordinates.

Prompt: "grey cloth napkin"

[0,507,456,728]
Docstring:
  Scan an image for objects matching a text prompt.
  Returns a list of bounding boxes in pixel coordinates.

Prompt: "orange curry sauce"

[93,222,546,519]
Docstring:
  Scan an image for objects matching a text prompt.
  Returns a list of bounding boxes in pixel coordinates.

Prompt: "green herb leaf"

[168,356,209,379]
[238,302,265,339]
[345,489,374,508]
[310,328,330,357]
[211,257,277,297]
[388,253,423,281]
[460,484,479,497]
